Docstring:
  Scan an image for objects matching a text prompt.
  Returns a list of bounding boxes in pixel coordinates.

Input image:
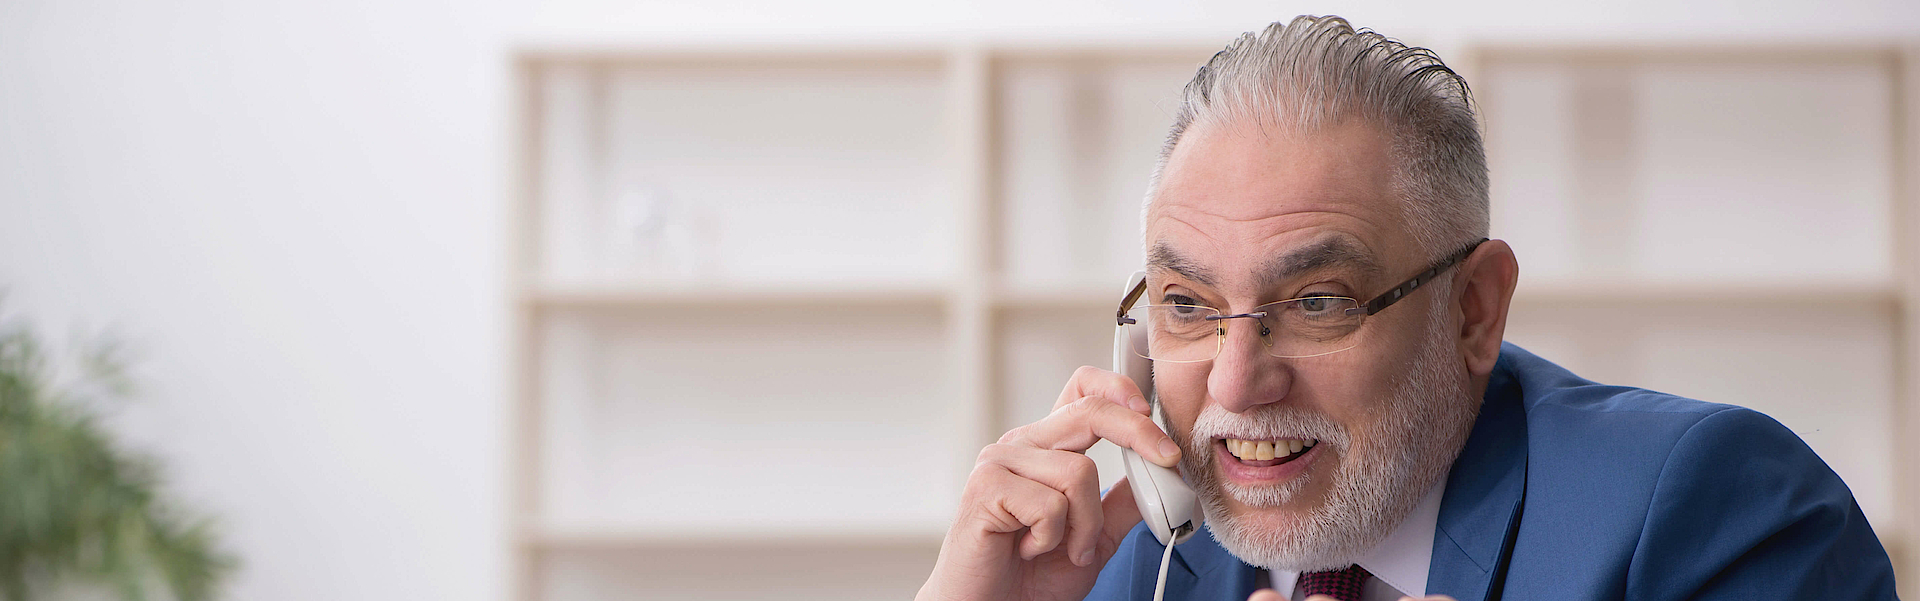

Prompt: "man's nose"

[1207,316,1290,413]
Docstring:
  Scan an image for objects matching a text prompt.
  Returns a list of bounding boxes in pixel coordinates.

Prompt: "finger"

[1008,395,1180,467]
[982,444,1105,567]
[1248,589,1286,601]
[1055,365,1149,413]
[976,466,1073,560]
[1306,596,1340,601]
[1098,476,1144,557]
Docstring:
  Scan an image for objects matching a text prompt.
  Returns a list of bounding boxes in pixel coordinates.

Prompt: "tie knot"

[1297,564,1371,601]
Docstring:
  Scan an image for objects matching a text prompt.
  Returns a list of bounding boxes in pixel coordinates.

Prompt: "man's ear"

[1453,239,1519,377]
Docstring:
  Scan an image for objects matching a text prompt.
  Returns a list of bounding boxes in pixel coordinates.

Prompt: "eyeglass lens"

[1122,296,1364,362]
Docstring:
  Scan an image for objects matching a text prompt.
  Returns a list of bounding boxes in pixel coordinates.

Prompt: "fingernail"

[1078,548,1096,566]
[1127,395,1149,412]
[1158,439,1181,462]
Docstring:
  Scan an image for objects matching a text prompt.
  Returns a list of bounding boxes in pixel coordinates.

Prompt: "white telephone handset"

[1115,271,1204,548]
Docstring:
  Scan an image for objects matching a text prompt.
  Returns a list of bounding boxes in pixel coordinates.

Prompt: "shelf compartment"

[530,58,959,286]
[1482,53,1896,284]
[991,55,1201,292]
[532,304,966,534]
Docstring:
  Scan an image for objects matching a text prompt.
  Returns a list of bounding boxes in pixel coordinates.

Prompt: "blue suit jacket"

[1085,343,1898,601]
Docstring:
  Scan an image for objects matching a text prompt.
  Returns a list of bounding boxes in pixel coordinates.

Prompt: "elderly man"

[917,15,1898,601]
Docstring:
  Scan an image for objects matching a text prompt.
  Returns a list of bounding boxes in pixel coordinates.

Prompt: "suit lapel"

[1427,352,1529,601]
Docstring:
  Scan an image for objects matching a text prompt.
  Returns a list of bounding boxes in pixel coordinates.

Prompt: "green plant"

[0,312,232,600]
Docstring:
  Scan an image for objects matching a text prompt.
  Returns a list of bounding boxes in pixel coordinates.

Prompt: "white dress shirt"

[1260,475,1448,601]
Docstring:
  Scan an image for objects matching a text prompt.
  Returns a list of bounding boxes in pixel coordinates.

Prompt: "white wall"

[0,1,510,599]
[1,1,1915,600]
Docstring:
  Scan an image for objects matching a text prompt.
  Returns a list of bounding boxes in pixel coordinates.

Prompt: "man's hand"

[1249,592,1458,601]
[917,366,1184,601]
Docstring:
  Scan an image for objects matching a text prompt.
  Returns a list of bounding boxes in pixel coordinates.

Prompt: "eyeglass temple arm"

[1117,279,1148,326]
[1354,238,1489,316]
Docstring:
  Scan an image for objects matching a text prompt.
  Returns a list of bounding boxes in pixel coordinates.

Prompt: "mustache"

[1184,403,1350,448]
[1173,402,1346,509]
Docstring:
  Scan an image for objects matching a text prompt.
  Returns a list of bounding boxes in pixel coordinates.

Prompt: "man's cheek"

[1156,375,1206,424]
[1301,368,1385,424]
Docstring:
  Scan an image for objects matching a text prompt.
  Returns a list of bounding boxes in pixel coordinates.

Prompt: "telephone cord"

[1152,535,1176,601]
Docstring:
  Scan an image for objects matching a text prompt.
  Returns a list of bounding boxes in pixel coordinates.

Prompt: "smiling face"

[1145,117,1481,571]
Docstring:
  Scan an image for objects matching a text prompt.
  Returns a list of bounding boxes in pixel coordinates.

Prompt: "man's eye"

[1301,297,1328,312]
[1162,294,1199,306]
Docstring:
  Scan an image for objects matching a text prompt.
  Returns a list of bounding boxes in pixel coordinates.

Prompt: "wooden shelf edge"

[991,286,1113,309]
[524,520,950,549]
[525,281,955,308]
[1512,279,1902,306]
[509,35,1231,62]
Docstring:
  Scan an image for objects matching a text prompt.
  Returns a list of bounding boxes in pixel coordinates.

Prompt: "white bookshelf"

[509,39,1920,601]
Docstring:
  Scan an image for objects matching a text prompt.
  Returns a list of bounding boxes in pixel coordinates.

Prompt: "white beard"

[1169,292,1480,572]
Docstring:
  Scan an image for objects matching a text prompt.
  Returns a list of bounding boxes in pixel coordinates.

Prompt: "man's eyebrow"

[1257,237,1385,286]
[1147,242,1216,287]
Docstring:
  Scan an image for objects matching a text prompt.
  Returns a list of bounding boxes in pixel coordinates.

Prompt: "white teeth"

[1224,438,1318,461]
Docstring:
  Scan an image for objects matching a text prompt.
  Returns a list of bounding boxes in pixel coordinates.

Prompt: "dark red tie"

[1297,564,1371,601]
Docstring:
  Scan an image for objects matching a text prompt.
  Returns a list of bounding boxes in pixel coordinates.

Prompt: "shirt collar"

[1269,473,1448,598]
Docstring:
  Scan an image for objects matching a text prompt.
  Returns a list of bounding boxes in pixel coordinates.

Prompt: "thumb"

[1099,476,1144,556]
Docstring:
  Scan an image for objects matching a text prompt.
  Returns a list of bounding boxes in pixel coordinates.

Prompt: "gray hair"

[1145,15,1489,256]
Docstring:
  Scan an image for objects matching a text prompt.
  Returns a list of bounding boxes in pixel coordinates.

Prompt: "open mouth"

[1220,438,1317,468]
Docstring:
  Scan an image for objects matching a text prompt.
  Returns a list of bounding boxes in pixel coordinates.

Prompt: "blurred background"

[3,1,1918,600]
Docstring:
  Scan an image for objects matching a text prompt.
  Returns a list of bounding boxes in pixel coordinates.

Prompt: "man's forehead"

[1150,193,1372,227]
[1146,233,1386,289]
[1144,118,1415,266]
[1153,119,1397,219]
